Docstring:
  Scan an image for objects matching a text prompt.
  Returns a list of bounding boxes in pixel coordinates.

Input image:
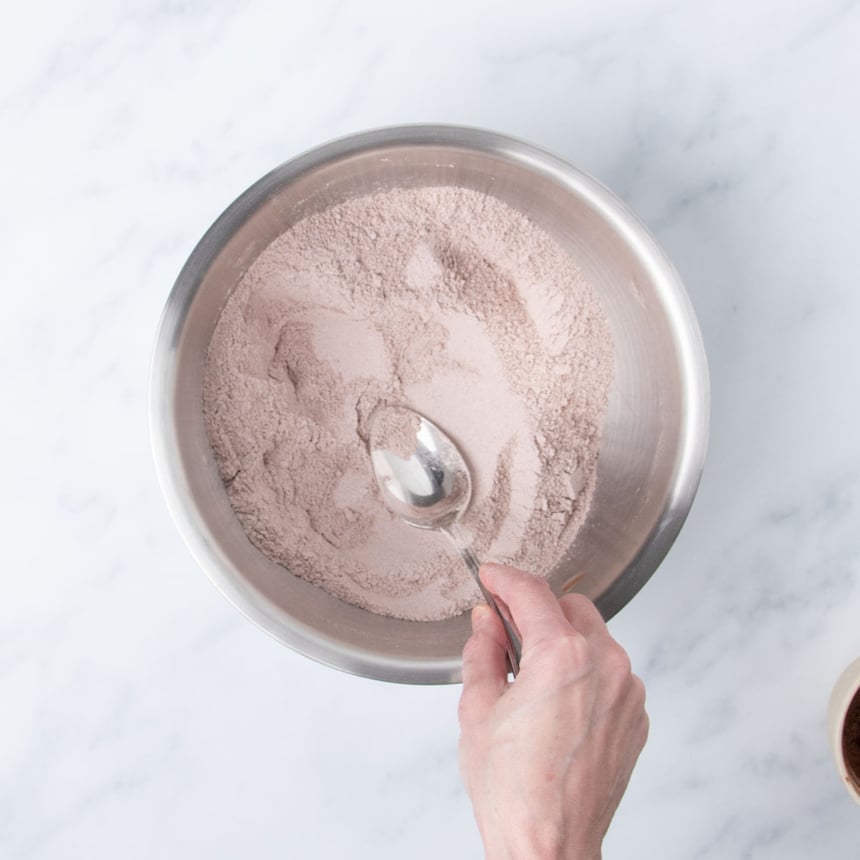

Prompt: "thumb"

[459,605,508,723]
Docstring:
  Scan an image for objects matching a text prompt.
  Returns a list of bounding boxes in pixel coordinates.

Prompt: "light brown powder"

[203,186,613,621]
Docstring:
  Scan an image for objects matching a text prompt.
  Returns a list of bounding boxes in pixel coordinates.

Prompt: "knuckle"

[629,673,647,708]
[635,710,650,750]
[605,643,632,678]
[543,630,589,665]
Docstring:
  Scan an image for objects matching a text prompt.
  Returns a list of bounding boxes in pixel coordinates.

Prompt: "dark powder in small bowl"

[844,687,860,788]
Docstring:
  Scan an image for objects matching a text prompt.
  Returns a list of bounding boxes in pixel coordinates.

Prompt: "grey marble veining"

[2,0,859,857]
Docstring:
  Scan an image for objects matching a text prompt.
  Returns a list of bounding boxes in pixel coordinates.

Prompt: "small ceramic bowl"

[828,657,860,804]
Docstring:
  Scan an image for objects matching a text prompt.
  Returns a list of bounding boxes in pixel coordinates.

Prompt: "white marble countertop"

[3,0,859,856]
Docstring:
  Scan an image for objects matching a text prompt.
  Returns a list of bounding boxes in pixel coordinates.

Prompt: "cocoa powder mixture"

[845,688,860,789]
[203,186,613,621]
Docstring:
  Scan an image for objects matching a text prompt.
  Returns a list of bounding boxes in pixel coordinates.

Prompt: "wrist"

[482,824,601,860]
[517,833,602,860]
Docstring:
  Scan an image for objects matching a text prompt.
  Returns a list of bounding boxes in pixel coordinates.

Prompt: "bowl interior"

[152,128,708,683]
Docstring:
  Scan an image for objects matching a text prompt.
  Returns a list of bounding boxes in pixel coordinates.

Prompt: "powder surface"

[203,186,613,621]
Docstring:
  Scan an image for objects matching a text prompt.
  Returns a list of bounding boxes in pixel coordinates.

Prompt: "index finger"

[479,563,572,649]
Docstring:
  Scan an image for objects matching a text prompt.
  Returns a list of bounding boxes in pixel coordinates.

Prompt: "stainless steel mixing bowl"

[149,125,709,684]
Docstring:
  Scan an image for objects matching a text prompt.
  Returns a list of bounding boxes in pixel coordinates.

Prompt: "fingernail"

[471,604,492,630]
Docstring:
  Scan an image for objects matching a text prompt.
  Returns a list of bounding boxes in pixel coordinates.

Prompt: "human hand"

[458,564,648,860]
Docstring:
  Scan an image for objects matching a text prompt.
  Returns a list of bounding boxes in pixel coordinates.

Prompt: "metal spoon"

[367,404,522,676]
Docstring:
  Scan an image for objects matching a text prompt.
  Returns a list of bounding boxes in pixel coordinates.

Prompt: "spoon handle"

[443,524,522,677]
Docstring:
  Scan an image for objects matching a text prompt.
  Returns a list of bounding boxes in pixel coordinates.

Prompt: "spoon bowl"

[368,405,471,529]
